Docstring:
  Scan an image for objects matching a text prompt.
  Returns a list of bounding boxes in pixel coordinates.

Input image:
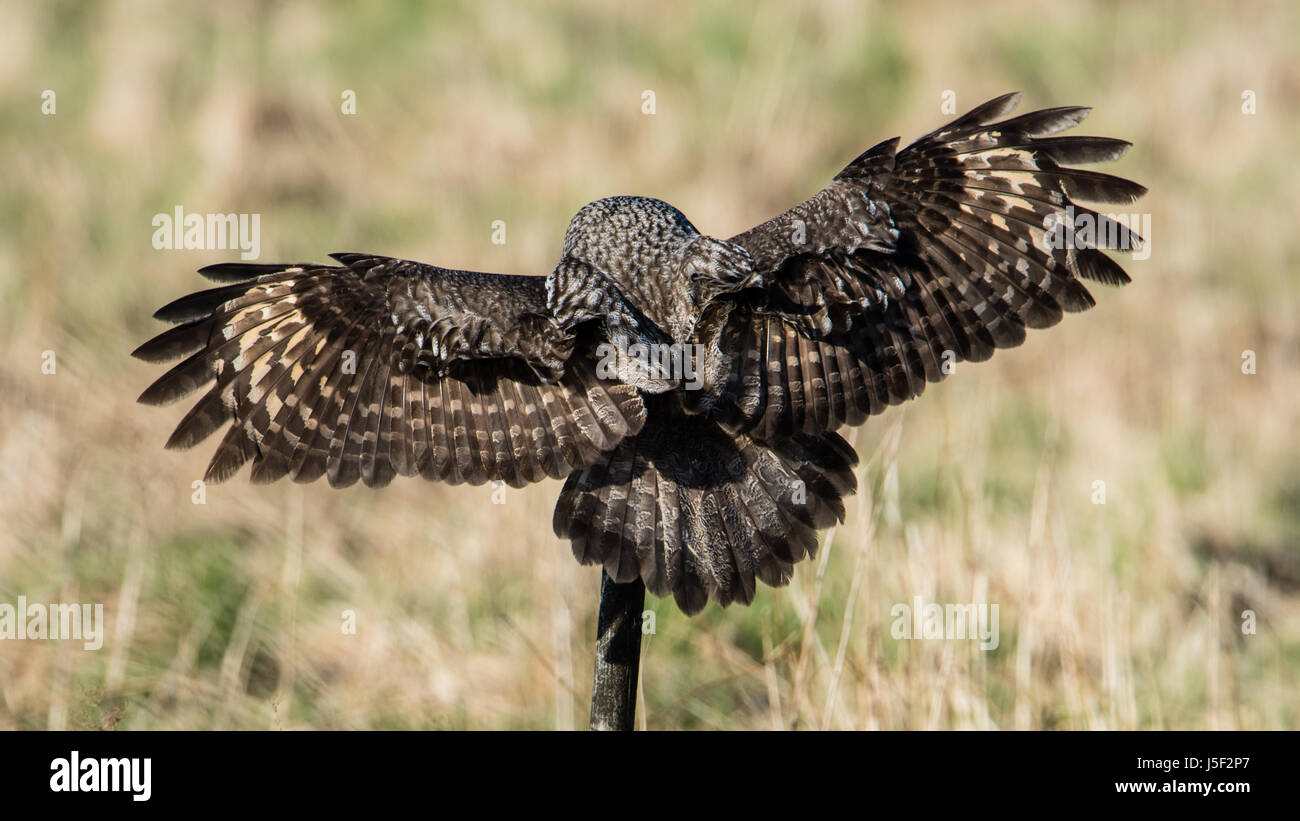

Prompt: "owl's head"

[562,196,758,301]
[561,196,698,276]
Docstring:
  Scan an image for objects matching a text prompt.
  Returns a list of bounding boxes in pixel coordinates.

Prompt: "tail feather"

[553,396,858,614]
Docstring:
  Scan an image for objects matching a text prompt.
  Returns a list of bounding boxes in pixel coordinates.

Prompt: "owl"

[134,93,1145,614]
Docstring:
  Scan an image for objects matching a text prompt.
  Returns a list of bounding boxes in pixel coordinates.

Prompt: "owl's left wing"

[133,254,645,489]
[694,92,1146,439]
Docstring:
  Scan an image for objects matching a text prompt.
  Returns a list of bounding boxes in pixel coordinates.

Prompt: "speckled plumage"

[135,93,1145,614]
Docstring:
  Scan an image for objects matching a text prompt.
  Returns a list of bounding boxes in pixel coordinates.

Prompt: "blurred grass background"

[1,0,1297,729]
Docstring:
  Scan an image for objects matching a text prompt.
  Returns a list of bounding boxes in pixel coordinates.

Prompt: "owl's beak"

[694,267,761,301]
[737,267,763,291]
[685,236,761,296]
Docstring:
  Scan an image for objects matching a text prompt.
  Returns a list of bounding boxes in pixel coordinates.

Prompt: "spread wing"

[133,253,645,488]
[696,92,1146,439]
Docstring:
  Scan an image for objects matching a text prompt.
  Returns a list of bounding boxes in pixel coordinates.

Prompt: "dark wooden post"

[588,572,645,731]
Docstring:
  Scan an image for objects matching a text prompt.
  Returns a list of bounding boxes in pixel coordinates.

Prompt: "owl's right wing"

[133,253,645,489]
[696,92,1146,439]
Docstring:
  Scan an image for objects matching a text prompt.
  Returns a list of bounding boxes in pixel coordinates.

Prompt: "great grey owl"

[134,93,1145,615]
